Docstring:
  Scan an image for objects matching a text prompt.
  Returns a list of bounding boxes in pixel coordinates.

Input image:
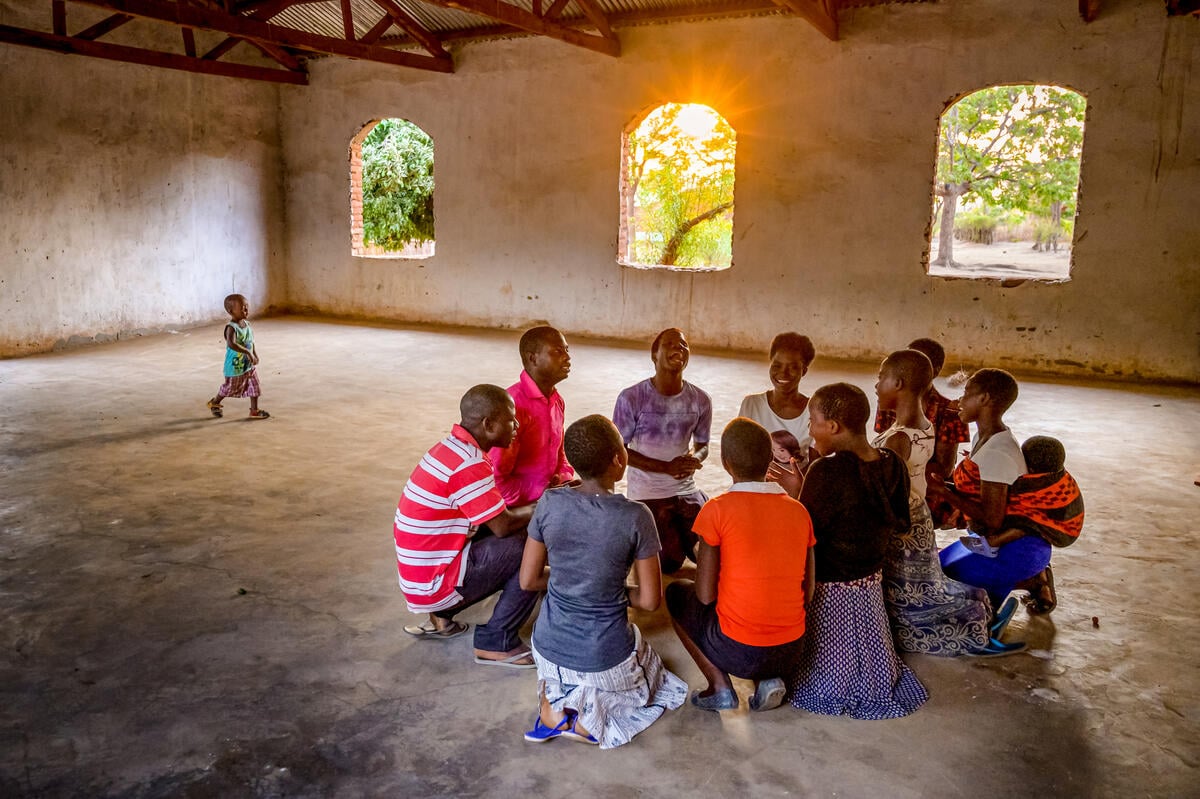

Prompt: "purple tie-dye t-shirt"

[613,379,712,501]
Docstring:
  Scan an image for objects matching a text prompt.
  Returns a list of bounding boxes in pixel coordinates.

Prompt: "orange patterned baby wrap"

[952,458,1084,547]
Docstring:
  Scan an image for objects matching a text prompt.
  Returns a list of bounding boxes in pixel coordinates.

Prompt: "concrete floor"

[1,317,1197,798]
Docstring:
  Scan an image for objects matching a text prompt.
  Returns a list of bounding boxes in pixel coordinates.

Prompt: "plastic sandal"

[561,715,598,745]
[523,714,573,743]
[403,620,469,640]
[749,677,786,712]
[474,650,536,669]
[207,400,223,417]
[690,688,738,711]
[968,637,1027,658]
[990,596,1020,637]
[247,409,271,420]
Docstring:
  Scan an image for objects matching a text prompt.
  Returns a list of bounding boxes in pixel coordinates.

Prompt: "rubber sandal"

[990,596,1020,637]
[749,677,786,712]
[1026,566,1057,615]
[403,620,469,640]
[690,688,738,711]
[523,714,573,743]
[561,715,598,745]
[474,650,536,669]
[968,637,1027,657]
[207,400,223,417]
[247,409,270,420]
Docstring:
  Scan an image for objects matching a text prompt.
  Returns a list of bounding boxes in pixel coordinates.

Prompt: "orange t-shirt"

[692,485,816,647]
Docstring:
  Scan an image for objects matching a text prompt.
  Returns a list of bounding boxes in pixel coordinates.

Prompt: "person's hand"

[926,477,950,500]
[667,455,703,479]
[250,353,260,366]
[767,458,804,498]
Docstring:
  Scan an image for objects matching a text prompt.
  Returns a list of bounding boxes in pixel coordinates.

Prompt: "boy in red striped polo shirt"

[394,384,540,668]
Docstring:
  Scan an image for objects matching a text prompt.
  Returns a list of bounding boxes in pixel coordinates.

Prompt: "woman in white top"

[738,333,818,476]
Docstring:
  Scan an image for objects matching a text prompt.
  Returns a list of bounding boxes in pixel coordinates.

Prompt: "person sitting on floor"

[392,384,540,668]
[488,325,577,506]
[929,369,1056,624]
[612,328,712,574]
[872,349,995,656]
[518,415,687,748]
[787,383,928,720]
[667,417,815,713]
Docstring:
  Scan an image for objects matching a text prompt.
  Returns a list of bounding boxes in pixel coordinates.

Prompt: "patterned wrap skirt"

[217,368,261,398]
[788,572,929,720]
[532,625,688,749]
[884,496,991,656]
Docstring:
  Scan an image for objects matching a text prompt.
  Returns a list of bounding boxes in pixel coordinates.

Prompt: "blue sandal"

[562,715,598,745]
[523,714,573,743]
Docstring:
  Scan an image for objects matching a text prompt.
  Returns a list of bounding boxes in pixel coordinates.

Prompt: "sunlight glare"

[674,103,719,140]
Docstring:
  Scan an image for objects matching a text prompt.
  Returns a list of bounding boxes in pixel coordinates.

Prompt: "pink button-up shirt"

[487,370,573,506]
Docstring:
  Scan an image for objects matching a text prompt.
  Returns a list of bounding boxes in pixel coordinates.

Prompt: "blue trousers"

[435,530,540,652]
[940,536,1052,611]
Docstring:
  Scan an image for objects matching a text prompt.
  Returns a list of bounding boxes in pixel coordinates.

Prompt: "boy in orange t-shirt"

[666,418,816,713]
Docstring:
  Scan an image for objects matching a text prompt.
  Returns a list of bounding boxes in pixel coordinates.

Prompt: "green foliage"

[361,119,434,250]
[935,86,1085,261]
[954,208,999,244]
[625,104,736,268]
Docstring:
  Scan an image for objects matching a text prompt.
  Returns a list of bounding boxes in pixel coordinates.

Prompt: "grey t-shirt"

[528,487,661,672]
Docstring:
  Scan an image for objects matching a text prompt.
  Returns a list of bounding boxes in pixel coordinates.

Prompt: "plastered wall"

[0,30,286,357]
[280,0,1199,382]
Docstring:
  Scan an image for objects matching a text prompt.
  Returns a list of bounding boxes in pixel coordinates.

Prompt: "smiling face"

[528,331,571,388]
[769,348,808,394]
[483,397,520,450]
[652,329,690,374]
[807,404,836,456]
[227,295,249,322]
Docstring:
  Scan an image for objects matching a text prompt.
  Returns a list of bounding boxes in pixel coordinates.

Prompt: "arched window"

[618,103,736,271]
[929,85,1086,282]
[349,118,435,258]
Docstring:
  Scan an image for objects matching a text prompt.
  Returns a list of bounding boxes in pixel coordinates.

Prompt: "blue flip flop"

[990,596,1019,637]
[524,714,572,743]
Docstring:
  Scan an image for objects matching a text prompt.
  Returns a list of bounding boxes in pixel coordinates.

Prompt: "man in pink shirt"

[488,326,576,505]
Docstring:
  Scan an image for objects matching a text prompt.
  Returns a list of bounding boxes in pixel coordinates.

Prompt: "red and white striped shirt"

[394,424,507,612]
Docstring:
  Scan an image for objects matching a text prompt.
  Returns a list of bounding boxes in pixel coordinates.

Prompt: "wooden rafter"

[339,0,354,39]
[202,0,291,60]
[68,0,455,71]
[543,0,569,20]
[1078,0,1100,22]
[0,22,306,82]
[566,0,614,42]
[370,0,447,56]
[358,12,394,43]
[770,0,836,40]
[425,0,620,56]
[53,0,67,34]
[76,12,134,38]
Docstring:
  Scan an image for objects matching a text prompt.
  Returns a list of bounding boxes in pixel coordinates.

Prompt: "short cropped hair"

[651,327,684,358]
[883,349,934,394]
[1022,435,1065,473]
[722,418,773,480]
[459,384,512,426]
[564,415,625,478]
[519,326,561,362]
[969,368,1019,412]
[811,383,871,434]
[223,294,245,314]
[769,332,816,367]
[907,338,946,374]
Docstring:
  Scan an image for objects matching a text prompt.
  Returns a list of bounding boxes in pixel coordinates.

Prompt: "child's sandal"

[206,400,223,417]
[247,409,271,420]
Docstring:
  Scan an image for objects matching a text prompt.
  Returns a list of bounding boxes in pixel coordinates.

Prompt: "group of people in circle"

[391,326,1083,748]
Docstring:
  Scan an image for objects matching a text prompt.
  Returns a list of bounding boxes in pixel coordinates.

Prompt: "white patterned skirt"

[788,572,928,720]
[532,625,688,749]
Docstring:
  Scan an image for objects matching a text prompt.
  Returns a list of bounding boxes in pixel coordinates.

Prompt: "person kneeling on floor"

[668,417,816,713]
[392,384,540,668]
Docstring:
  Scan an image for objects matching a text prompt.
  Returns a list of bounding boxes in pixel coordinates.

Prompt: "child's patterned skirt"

[217,369,261,399]
[788,572,928,720]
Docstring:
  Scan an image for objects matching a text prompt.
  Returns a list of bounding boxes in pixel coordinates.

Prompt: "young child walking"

[518,415,687,749]
[788,383,928,719]
[667,418,815,713]
[207,294,269,419]
[873,350,994,656]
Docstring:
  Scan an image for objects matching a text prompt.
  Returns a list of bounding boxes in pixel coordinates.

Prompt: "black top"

[801,449,911,583]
